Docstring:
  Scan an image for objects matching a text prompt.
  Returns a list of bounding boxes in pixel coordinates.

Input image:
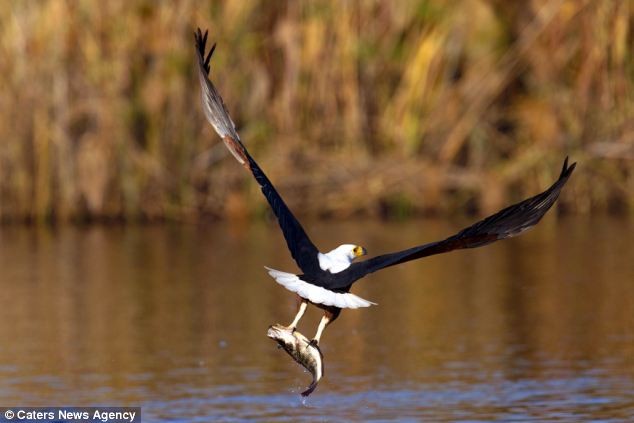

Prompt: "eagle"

[194,29,576,347]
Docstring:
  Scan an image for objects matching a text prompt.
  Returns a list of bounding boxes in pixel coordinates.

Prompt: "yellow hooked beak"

[353,245,368,258]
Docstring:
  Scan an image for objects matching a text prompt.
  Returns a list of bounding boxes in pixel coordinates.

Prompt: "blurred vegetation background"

[0,0,632,223]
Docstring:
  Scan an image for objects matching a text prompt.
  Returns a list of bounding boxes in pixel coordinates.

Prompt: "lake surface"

[0,217,633,421]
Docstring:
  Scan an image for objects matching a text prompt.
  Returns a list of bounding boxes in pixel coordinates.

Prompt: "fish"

[267,324,324,396]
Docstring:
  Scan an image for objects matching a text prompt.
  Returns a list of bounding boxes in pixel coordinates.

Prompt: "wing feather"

[332,158,576,288]
[194,29,322,274]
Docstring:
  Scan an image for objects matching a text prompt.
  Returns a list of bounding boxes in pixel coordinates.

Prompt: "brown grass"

[0,0,632,222]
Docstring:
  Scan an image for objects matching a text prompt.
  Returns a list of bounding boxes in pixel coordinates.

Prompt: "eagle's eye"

[353,246,367,257]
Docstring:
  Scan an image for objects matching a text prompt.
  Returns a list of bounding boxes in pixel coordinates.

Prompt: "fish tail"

[301,380,318,397]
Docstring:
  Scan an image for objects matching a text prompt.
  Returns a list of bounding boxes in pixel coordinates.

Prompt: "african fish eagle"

[194,29,576,346]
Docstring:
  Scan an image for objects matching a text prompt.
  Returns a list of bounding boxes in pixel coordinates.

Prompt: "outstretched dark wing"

[194,29,322,275]
[329,158,576,289]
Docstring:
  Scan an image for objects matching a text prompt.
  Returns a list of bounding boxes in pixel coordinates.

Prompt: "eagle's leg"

[310,307,341,346]
[286,297,308,332]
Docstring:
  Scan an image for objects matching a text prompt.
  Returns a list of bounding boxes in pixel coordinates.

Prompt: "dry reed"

[0,0,631,222]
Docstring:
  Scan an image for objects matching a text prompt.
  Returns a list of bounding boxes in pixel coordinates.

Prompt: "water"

[0,217,633,421]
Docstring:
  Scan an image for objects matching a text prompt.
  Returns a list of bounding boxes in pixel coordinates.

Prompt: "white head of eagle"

[318,244,367,274]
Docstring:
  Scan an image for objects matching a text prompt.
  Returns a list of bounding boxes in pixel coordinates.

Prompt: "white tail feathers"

[265,267,376,309]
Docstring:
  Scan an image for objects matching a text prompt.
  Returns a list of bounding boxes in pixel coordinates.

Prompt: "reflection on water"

[0,217,633,421]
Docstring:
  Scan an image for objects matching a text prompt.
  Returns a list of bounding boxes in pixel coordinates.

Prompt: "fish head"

[267,325,298,349]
